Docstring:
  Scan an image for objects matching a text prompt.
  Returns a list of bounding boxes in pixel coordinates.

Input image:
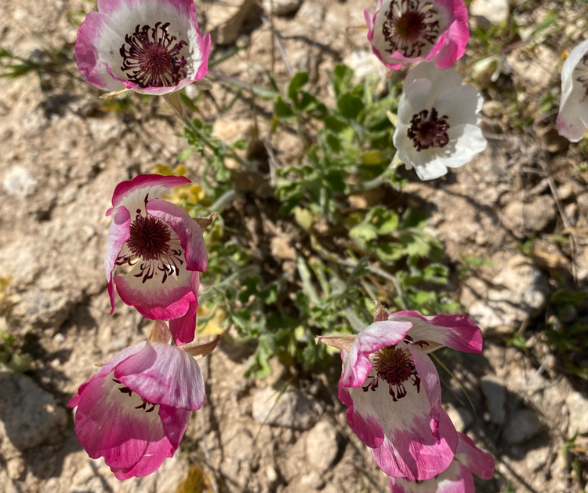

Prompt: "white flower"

[393,63,486,181]
[557,39,588,142]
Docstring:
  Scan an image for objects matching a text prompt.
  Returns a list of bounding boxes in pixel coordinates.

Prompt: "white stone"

[262,0,303,16]
[470,0,509,25]
[296,2,324,28]
[252,386,323,430]
[468,255,550,330]
[567,391,588,435]
[305,420,339,472]
[207,0,256,45]
[3,166,36,199]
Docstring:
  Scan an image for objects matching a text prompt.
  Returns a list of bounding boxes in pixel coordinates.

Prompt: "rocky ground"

[1,0,588,492]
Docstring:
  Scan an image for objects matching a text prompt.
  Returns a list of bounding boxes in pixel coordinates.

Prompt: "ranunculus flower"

[557,39,588,142]
[389,432,495,492]
[75,0,211,95]
[105,174,208,345]
[68,321,220,479]
[393,62,486,180]
[316,304,483,482]
[365,0,469,70]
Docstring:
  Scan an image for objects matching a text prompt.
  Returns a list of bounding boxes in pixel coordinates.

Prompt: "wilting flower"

[389,432,495,492]
[75,0,211,95]
[557,39,588,142]
[68,321,220,479]
[316,304,483,481]
[365,0,469,70]
[105,174,208,345]
[393,63,486,180]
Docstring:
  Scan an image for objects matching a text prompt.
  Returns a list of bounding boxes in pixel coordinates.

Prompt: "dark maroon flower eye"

[382,0,441,58]
[407,108,450,152]
[120,22,188,88]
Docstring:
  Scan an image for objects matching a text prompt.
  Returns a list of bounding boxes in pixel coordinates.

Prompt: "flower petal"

[169,282,199,345]
[339,357,385,449]
[433,0,469,70]
[75,12,124,91]
[73,373,164,470]
[343,347,457,481]
[146,199,207,272]
[390,311,483,353]
[68,342,147,408]
[341,320,413,387]
[455,432,495,480]
[104,206,131,314]
[389,461,474,493]
[110,404,190,479]
[111,175,191,211]
[115,341,205,410]
[114,266,195,320]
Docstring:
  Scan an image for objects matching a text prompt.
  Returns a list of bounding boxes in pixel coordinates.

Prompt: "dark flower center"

[363,345,420,402]
[127,212,172,262]
[382,0,440,58]
[407,108,450,152]
[120,22,188,88]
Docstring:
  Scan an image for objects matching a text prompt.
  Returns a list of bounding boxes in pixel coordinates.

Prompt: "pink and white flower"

[557,39,588,142]
[75,0,211,95]
[317,304,483,481]
[365,0,469,70]
[105,174,208,345]
[68,322,219,479]
[393,62,486,180]
[389,432,495,492]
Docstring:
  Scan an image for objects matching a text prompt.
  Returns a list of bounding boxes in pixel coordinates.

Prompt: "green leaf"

[332,64,355,97]
[325,133,341,152]
[337,93,364,119]
[288,72,310,100]
[274,97,295,120]
[349,223,378,242]
[325,115,349,133]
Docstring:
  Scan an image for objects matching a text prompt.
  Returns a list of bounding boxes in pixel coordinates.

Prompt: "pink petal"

[115,342,205,410]
[169,284,199,346]
[68,342,147,408]
[110,175,191,210]
[111,405,190,479]
[455,432,495,480]
[370,349,456,480]
[338,361,385,449]
[341,320,413,387]
[389,462,474,493]
[341,346,456,481]
[159,404,192,449]
[390,311,483,353]
[114,269,195,320]
[73,374,164,470]
[146,199,207,272]
[433,0,469,69]
[75,12,123,91]
[104,206,131,314]
[194,33,211,81]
